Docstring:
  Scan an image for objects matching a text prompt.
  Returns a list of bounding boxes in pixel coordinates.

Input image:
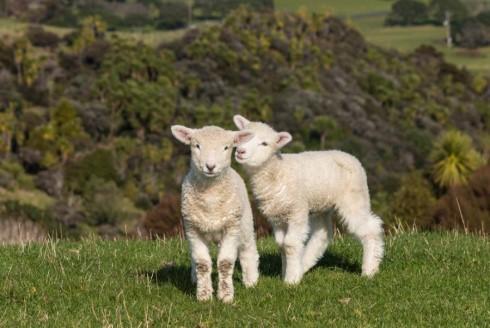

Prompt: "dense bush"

[385,0,429,26]
[142,193,183,238]
[452,11,490,48]
[390,172,437,228]
[156,2,188,30]
[428,0,469,24]
[26,25,60,48]
[432,165,490,234]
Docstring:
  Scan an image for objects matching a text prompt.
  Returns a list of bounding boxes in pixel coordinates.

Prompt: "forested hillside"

[1,8,489,241]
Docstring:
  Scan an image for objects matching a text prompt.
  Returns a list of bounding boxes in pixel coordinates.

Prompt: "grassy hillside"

[1,232,489,326]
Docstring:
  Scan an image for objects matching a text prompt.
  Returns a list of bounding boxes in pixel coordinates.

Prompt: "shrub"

[432,164,490,234]
[83,178,142,226]
[430,130,484,188]
[391,172,437,228]
[156,2,188,30]
[26,25,60,48]
[141,193,183,238]
[452,17,490,48]
[65,149,119,193]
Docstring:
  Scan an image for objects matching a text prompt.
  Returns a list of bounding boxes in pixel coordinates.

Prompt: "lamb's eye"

[195,144,200,149]
[224,146,229,151]
[261,142,268,146]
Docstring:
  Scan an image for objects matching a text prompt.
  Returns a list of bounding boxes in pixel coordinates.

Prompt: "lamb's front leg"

[217,232,239,303]
[283,214,309,285]
[187,231,213,301]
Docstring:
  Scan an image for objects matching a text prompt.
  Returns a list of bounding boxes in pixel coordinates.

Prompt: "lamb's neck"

[247,153,283,189]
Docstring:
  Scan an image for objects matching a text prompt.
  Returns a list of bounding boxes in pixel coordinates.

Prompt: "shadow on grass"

[140,250,360,295]
[141,263,194,296]
[259,251,360,278]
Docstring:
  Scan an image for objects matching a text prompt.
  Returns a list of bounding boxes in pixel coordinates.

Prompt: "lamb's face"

[233,115,292,168]
[171,125,253,178]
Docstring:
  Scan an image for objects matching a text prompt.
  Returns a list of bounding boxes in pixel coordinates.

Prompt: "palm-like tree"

[430,130,484,188]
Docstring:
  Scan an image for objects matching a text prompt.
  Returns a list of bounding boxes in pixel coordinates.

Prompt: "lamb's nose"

[206,164,216,172]
[237,148,246,155]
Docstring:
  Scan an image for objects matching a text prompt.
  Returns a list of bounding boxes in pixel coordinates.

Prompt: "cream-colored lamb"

[171,125,259,303]
[233,115,384,284]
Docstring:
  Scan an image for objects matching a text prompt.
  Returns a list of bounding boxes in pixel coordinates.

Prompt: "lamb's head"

[171,125,254,178]
[233,115,292,168]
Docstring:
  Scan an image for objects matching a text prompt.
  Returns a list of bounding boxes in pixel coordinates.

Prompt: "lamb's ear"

[233,130,254,146]
[171,125,194,145]
[233,115,251,130]
[276,132,292,148]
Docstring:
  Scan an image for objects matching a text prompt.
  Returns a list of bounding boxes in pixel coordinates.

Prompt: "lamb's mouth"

[235,154,248,162]
[203,171,219,177]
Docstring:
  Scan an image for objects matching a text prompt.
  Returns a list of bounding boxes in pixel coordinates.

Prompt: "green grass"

[275,0,392,16]
[1,232,489,326]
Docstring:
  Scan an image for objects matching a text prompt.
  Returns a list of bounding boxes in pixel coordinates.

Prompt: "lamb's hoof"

[243,280,257,288]
[197,291,213,302]
[361,269,379,278]
[284,275,302,286]
[218,293,234,304]
[243,275,259,288]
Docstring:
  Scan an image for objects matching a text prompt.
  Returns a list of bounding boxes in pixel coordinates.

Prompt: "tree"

[385,0,429,26]
[429,0,469,24]
[96,39,177,140]
[13,37,41,87]
[73,15,107,52]
[28,99,88,167]
[430,130,484,188]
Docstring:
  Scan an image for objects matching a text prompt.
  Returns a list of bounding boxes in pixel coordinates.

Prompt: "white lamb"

[232,115,384,284]
[171,125,259,303]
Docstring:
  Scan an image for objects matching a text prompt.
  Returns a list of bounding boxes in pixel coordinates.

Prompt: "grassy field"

[1,232,489,326]
[275,0,392,16]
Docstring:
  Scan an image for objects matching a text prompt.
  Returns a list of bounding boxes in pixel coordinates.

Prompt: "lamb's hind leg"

[338,198,384,277]
[271,223,287,279]
[302,211,334,274]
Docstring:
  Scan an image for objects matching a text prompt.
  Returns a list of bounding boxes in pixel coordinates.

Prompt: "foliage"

[3,0,274,30]
[27,99,88,168]
[65,149,119,194]
[82,178,143,226]
[429,130,484,188]
[428,0,469,24]
[390,172,437,228]
[451,12,490,48]
[385,0,429,26]
[72,16,107,52]
[96,38,177,138]
[142,193,183,238]
[1,9,490,237]
[433,165,490,234]
[26,25,60,48]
